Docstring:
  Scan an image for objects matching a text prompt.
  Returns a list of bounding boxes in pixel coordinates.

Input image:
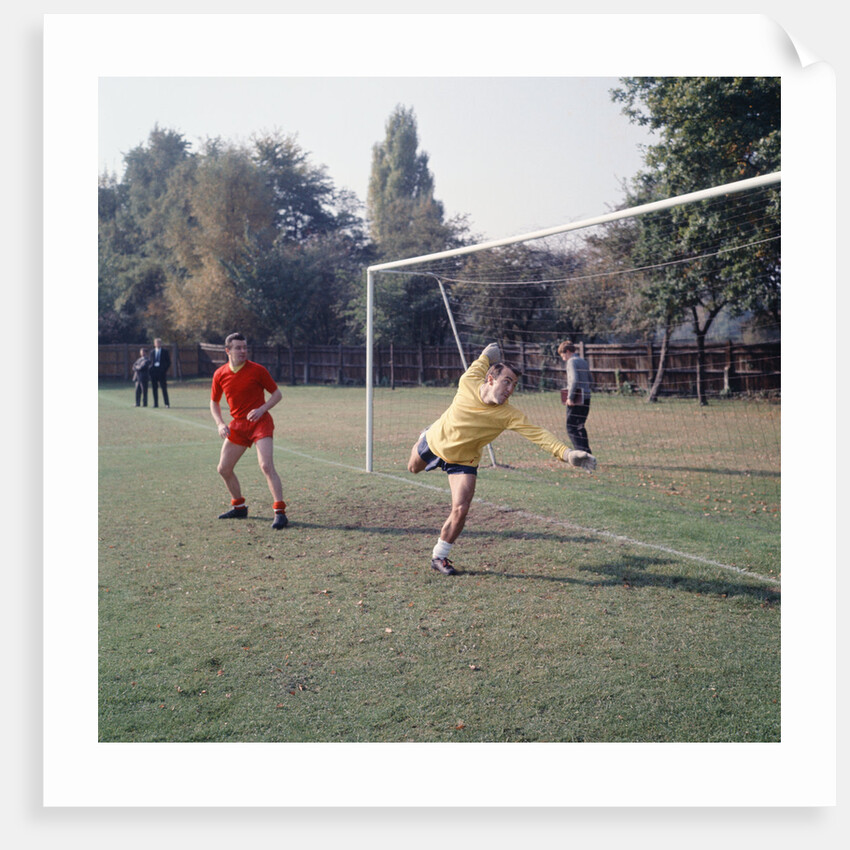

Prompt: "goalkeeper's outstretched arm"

[507,414,596,473]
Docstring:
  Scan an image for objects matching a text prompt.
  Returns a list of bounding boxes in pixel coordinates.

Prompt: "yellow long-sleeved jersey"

[426,354,570,467]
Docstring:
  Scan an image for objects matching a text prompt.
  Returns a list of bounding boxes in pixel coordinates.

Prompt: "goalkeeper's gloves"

[563,449,597,473]
[481,342,501,362]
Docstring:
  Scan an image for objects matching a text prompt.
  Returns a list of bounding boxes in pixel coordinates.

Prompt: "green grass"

[99,380,780,742]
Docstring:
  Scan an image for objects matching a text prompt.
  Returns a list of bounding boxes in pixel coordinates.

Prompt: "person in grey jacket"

[132,348,150,407]
[558,340,592,454]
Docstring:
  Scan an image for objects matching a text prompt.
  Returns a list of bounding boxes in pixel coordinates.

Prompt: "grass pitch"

[98,380,780,742]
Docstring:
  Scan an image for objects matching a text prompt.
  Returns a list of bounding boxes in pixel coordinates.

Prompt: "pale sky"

[99,76,656,241]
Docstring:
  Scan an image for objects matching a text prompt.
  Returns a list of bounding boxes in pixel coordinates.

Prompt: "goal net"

[365,174,780,567]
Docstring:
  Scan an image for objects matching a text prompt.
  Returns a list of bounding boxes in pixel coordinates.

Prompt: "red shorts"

[226,413,274,447]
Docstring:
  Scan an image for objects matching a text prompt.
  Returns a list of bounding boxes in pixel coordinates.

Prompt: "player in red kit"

[210,333,288,529]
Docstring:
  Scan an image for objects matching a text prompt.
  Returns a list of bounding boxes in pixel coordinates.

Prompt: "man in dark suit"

[149,338,171,408]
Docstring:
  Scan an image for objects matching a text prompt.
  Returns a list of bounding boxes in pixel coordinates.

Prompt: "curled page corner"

[767,16,826,70]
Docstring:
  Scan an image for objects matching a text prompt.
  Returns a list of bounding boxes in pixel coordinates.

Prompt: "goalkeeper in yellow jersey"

[407,343,597,575]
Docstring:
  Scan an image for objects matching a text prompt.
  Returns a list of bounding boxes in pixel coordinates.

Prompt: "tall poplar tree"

[366,105,464,346]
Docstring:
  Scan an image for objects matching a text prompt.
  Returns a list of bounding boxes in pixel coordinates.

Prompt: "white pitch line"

[99,396,779,587]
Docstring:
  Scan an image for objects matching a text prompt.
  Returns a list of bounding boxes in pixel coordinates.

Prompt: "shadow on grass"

[461,552,781,604]
[583,552,779,602]
[598,462,779,479]
[290,519,594,544]
[286,520,779,603]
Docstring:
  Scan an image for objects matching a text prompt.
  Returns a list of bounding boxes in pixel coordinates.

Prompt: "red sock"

[273,500,286,514]
[231,497,245,507]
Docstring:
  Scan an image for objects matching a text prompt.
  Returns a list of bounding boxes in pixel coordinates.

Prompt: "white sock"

[432,539,453,560]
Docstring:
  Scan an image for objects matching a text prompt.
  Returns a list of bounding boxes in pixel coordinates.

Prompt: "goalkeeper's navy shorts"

[416,431,477,476]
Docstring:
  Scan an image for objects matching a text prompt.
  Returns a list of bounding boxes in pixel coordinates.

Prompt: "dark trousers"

[135,380,148,407]
[151,374,169,407]
[566,400,591,453]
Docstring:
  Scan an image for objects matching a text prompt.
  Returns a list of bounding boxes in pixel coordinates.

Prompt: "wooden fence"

[99,340,781,397]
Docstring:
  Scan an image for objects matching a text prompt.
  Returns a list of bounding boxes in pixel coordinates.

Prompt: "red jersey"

[211,360,278,421]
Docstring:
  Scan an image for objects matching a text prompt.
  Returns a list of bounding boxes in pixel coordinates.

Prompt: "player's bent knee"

[407,451,426,474]
[451,500,472,519]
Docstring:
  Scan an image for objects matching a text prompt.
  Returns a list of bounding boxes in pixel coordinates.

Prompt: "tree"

[212,132,373,356]
[611,77,781,403]
[99,123,372,347]
[161,142,277,341]
[99,172,136,342]
[366,105,467,346]
[452,244,579,349]
[367,106,444,253]
[229,229,367,381]
[552,220,651,345]
[122,125,194,238]
[97,127,192,342]
[612,77,780,190]
[252,130,341,241]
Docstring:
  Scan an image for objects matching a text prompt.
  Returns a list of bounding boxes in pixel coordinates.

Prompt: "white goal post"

[364,171,781,472]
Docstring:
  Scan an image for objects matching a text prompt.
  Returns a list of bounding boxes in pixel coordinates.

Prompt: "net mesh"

[367,180,780,566]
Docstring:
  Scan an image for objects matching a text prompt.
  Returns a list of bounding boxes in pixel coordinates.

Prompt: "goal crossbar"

[364,171,781,471]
